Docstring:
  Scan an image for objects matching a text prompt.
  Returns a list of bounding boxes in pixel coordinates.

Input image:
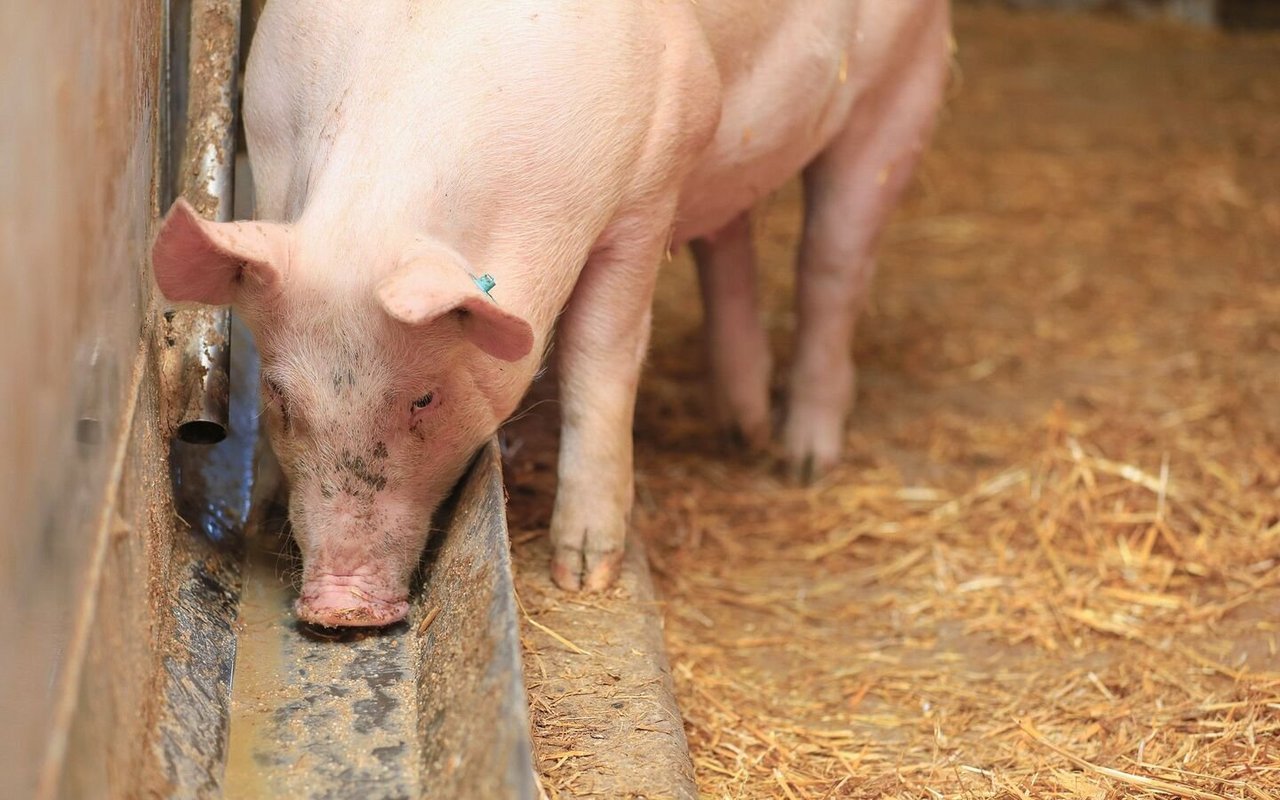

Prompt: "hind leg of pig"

[783,161,877,483]
[784,48,949,482]
[549,221,667,591]
[691,211,772,450]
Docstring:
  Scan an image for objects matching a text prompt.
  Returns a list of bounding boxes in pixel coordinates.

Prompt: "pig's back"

[675,0,947,243]
[245,0,698,238]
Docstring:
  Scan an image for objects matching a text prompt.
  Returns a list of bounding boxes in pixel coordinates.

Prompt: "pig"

[152,1,951,626]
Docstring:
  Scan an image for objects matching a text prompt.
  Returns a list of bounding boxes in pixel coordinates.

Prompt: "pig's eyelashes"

[411,391,435,410]
[410,391,437,426]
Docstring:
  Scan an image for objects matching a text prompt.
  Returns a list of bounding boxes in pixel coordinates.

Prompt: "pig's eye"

[411,391,435,410]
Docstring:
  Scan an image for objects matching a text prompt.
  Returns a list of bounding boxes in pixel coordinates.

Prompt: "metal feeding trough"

[223,438,535,799]
[154,2,537,796]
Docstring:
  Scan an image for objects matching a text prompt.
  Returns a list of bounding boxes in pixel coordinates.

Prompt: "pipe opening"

[177,419,228,445]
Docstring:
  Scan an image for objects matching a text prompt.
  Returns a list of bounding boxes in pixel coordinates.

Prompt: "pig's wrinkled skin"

[152,1,951,626]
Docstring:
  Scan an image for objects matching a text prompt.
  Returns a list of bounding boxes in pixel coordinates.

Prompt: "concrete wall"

[0,1,176,797]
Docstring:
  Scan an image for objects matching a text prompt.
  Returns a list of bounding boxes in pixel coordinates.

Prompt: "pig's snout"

[296,574,410,628]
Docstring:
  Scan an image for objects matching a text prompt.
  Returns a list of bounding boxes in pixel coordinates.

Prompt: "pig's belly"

[673,71,860,244]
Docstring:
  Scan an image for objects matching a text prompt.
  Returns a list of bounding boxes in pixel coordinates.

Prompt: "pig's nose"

[296,575,409,628]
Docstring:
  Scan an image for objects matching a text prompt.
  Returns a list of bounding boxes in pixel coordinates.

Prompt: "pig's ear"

[151,198,287,305]
[377,245,534,363]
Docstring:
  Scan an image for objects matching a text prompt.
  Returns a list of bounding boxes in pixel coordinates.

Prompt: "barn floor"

[507,5,1280,798]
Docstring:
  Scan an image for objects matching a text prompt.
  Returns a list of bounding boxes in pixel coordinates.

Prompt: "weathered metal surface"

[162,0,240,444]
[1,0,164,795]
[168,309,232,445]
[149,529,244,799]
[416,443,539,800]
[150,315,256,798]
[145,3,248,790]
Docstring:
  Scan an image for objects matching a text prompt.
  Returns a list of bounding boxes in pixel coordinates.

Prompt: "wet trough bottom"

[225,522,421,797]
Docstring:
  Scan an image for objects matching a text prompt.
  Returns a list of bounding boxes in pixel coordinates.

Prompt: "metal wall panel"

[0,1,167,796]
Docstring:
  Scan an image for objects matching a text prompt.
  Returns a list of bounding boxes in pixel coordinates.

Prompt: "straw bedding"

[510,6,1280,797]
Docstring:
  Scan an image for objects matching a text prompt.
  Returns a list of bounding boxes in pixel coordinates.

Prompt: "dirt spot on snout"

[334,449,389,496]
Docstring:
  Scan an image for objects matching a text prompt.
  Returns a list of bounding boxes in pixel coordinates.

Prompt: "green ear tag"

[473,273,496,297]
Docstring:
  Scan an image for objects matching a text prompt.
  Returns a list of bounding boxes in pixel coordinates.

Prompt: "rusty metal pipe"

[164,0,242,444]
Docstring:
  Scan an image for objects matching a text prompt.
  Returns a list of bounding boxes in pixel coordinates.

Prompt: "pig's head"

[152,199,534,627]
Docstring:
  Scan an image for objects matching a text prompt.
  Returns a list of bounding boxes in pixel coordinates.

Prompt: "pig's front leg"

[549,218,669,591]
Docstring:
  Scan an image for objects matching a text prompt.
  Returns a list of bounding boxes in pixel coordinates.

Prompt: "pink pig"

[152,1,951,626]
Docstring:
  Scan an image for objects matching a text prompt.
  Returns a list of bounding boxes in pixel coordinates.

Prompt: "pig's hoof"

[550,544,623,592]
[783,432,842,485]
[788,454,818,485]
[295,588,410,628]
[782,410,845,484]
[724,419,771,454]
